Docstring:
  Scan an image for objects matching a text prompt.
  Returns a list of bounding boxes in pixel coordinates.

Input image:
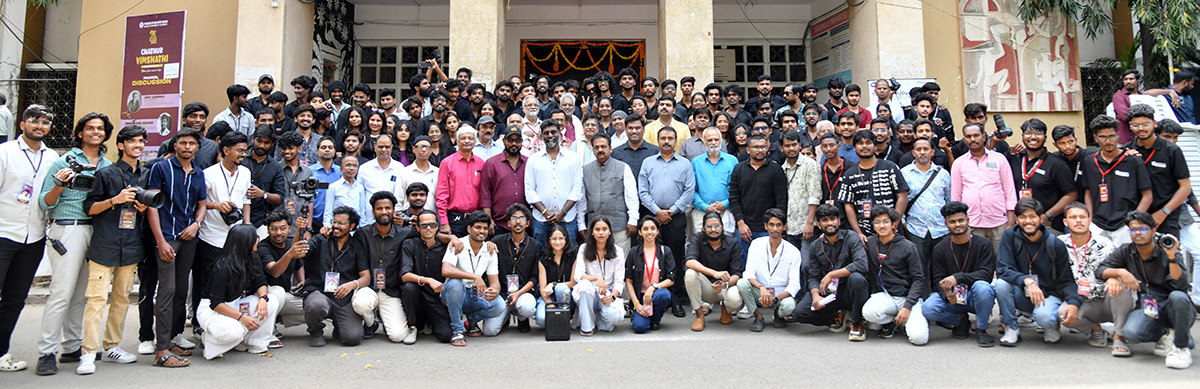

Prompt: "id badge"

[506,274,520,293]
[286,199,297,215]
[324,272,339,293]
[119,207,137,230]
[373,268,385,289]
[952,284,967,305]
[827,277,839,294]
[1077,278,1092,296]
[300,158,309,166]
[1020,188,1032,199]
[861,199,873,219]
[1142,294,1158,318]
[1098,184,1109,203]
[765,287,776,298]
[825,199,835,207]
[16,182,32,204]
[239,302,251,315]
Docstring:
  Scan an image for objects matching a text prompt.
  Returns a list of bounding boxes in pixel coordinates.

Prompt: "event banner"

[810,5,851,90]
[119,11,186,154]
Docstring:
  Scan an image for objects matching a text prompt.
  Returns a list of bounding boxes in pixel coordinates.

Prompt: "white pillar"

[659,0,713,88]
[234,0,313,98]
[849,0,927,80]
[449,0,505,90]
[0,0,28,111]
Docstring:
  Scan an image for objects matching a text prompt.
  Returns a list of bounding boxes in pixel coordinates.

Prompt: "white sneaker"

[1154,329,1176,356]
[402,326,418,345]
[1000,326,1021,346]
[0,353,27,372]
[1166,347,1193,369]
[233,343,248,352]
[137,340,154,355]
[246,344,267,354]
[1043,325,1062,344]
[75,353,95,375]
[172,334,196,349]
[736,306,753,320]
[103,347,137,364]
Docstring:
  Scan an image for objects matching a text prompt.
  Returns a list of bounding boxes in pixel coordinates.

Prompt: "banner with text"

[119,11,186,154]
[810,6,850,90]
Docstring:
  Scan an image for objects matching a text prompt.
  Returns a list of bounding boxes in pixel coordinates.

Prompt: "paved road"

[2,305,1198,387]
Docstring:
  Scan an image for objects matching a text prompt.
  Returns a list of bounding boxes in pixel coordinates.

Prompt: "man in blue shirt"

[638,126,695,316]
[1166,71,1194,124]
[901,137,952,269]
[834,111,860,164]
[690,127,737,236]
[308,137,340,230]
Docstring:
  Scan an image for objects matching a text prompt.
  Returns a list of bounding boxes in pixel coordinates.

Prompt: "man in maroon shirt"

[480,126,528,236]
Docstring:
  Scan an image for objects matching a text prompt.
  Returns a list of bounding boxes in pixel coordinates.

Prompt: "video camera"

[991,114,1013,139]
[291,177,328,200]
[53,155,98,192]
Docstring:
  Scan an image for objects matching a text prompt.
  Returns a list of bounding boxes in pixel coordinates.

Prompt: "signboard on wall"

[810,5,850,90]
[119,11,186,154]
[714,49,736,82]
[868,78,936,108]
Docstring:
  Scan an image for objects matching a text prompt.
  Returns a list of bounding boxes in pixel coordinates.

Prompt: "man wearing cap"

[473,116,503,160]
[247,74,275,116]
[327,81,349,125]
[480,126,528,235]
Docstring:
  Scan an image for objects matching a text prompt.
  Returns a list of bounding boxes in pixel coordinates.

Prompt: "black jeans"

[155,239,197,351]
[661,215,688,306]
[137,253,158,342]
[192,241,222,328]
[447,211,471,237]
[401,282,452,343]
[905,230,944,287]
[792,272,869,325]
[0,238,45,355]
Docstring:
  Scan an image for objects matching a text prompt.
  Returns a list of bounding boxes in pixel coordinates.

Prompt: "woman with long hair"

[390,117,414,166]
[714,111,733,139]
[334,106,366,152]
[197,224,279,359]
[727,123,751,157]
[535,225,578,327]
[875,103,898,132]
[426,123,450,167]
[571,217,625,335]
[360,111,386,159]
[624,216,675,333]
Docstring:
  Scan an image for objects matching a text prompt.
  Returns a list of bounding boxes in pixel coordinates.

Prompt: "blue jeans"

[994,278,1063,330]
[922,280,995,331]
[738,231,769,264]
[535,283,572,327]
[1124,290,1196,349]
[532,219,578,247]
[440,279,506,335]
[631,288,672,333]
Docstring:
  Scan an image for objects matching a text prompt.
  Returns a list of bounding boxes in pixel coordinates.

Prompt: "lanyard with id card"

[17,148,44,204]
[119,205,137,230]
[1093,153,1126,203]
[506,274,520,294]
[325,240,348,293]
[239,301,251,315]
[951,284,967,305]
[374,268,385,289]
[1141,294,1158,317]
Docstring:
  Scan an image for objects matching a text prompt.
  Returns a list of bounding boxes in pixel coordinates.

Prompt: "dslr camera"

[991,114,1013,139]
[1156,233,1178,250]
[291,177,328,200]
[222,207,244,226]
[133,187,166,208]
[53,155,98,192]
[418,49,442,69]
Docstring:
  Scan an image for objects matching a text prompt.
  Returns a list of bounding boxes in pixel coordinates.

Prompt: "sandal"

[153,353,189,368]
[450,333,467,347]
[1088,332,1108,348]
[1111,339,1132,357]
[168,344,192,357]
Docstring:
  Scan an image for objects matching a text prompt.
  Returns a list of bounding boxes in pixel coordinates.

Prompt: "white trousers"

[862,292,928,345]
[198,296,280,359]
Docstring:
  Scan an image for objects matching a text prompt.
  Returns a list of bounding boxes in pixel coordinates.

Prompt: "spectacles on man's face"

[872,219,893,226]
[704,224,722,230]
[1129,122,1154,129]
[510,216,528,222]
[1129,226,1151,235]
[753,126,769,131]
[418,222,439,229]
[1095,134,1119,142]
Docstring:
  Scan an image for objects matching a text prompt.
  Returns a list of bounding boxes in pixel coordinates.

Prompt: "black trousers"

[0,238,45,355]
[792,272,869,326]
[137,253,158,342]
[905,229,945,290]
[401,282,452,343]
[155,239,196,351]
[447,211,471,237]
[661,215,688,305]
[192,241,222,328]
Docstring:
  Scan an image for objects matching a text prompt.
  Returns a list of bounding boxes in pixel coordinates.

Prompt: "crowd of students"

[0,65,1196,376]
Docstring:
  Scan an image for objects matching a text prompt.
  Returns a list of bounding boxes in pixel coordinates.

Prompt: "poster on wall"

[959,0,1080,111]
[810,5,851,90]
[119,11,186,155]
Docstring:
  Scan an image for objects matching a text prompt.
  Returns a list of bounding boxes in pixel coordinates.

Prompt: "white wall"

[713,0,813,42]
[42,0,82,62]
[1076,20,1116,64]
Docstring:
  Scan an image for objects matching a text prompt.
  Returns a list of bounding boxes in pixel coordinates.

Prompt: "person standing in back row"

[950,123,1015,251]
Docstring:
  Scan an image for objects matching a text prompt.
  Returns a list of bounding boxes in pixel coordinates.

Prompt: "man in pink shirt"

[436,126,485,236]
[1111,69,1140,143]
[950,123,1016,251]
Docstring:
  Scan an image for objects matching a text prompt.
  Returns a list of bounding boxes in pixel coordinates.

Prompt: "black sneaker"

[952,314,971,339]
[57,349,81,363]
[878,323,896,339]
[363,322,379,340]
[671,303,686,318]
[36,354,57,375]
[977,329,996,348]
[650,322,661,331]
[308,334,327,347]
[517,319,531,333]
[773,314,788,328]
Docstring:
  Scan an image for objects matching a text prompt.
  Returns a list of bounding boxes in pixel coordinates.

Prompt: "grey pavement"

[2,304,1198,387]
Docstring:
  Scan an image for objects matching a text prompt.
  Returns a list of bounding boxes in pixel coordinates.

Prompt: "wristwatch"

[260,294,270,302]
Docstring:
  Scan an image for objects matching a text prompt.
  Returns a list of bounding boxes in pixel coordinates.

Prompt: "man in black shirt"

[1124,104,1191,237]
[730,135,788,257]
[1051,124,1094,176]
[400,210,455,344]
[794,204,870,341]
[823,77,846,115]
[920,201,998,347]
[490,204,542,334]
[839,131,909,241]
[683,211,745,331]
[1079,116,1152,246]
[244,125,286,227]
[861,206,928,344]
[259,209,308,348]
[302,206,370,347]
[746,75,787,112]
[994,198,1078,347]
[1096,211,1193,369]
[1009,118,1077,232]
[898,119,953,170]
[869,118,902,164]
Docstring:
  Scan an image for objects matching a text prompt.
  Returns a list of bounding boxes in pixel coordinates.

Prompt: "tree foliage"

[1018,0,1199,61]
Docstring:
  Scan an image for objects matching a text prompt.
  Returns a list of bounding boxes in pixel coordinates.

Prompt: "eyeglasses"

[418,222,439,229]
[1022,130,1046,136]
[1130,122,1154,129]
[703,224,722,230]
[432,98,448,103]
[803,112,820,116]
[753,126,769,131]
[330,220,349,226]
[1095,135,1119,141]
[1129,227,1151,235]
[510,216,527,222]
[548,236,566,241]
[872,219,894,226]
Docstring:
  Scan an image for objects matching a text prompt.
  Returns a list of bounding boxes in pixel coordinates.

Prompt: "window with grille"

[713,42,806,96]
[357,42,450,102]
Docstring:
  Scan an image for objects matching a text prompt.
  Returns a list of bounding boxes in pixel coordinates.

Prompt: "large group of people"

[0,65,1196,377]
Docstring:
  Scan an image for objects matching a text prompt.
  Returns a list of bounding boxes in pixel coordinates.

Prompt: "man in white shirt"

[0,105,58,372]
[396,136,438,211]
[472,117,503,160]
[194,131,252,336]
[0,93,12,143]
[525,119,584,246]
[439,211,505,346]
[358,136,402,197]
[324,156,372,226]
[736,208,802,332]
[213,84,255,137]
[870,79,904,125]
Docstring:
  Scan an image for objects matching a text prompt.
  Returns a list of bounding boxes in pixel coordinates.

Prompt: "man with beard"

[243,125,286,227]
[326,81,349,125]
[292,104,321,166]
[823,77,847,114]
[689,128,737,239]
[730,135,788,259]
[279,131,315,236]
[833,112,861,164]
[869,118,902,164]
[379,88,398,118]
[525,120,584,245]
[258,209,308,348]
[679,112,716,161]
[247,74,274,116]
[897,119,953,170]
[1164,71,1195,123]
[642,77,660,110]
[612,113,658,203]
[309,137,341,230]
[1078,116,1151,246]
[284,75,316,119]
[919,83,956,141]
[794,204,871,340]
[895,119,917,156]
[494,80,518,120]
[488,204,542,334]
[613,68,643,114]
[458,83,487,125]
[950,123,1015,251]
[158,102,219,169]
[350,83,371,110]
[644,97,678,146]
[399,183,430,224]
[839,130,909,242]
[581,132,639,252]
[359,135,403,197]
[746,75,786,112]
[683,211,745,331]
[780,130,821,254]
[268,91,295,135]
[517,94,544,156]
[414,90,452,138]
[900,137,952,270]
[533,75,556,115]
[818,132,848,214]
[193,131,252,342]
[215,84,255,137]
[1123,104,1191,238]
[1008,118,1078,233]
[723,85,752,128]
[437,127,485,236]
[775,83,804,123]
[1112,69,1142,143]
[994,198,1079,346]
[303,206,370,347]
[737,116,784,164]
[870,79,904,127]
[472,116,502,160]
[440,211,505,345]
[920,201,998,346]
[836,84,872,129]
[480,126,527,236]
[799,104,823,146]
[398,136,439,212]
[1051,124,1094,182]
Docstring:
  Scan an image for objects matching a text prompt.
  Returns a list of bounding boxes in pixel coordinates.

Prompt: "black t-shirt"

[494,234,543,295]
[539,249,578,285]
[1008,151,1078,229]
[257,237,302,289]
[1078,151,1152,231]
[303,234,369,306]
[819,159,850,228]
[1126,136,1189,212]
[836,159,909,235]
[729,160,788,233]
